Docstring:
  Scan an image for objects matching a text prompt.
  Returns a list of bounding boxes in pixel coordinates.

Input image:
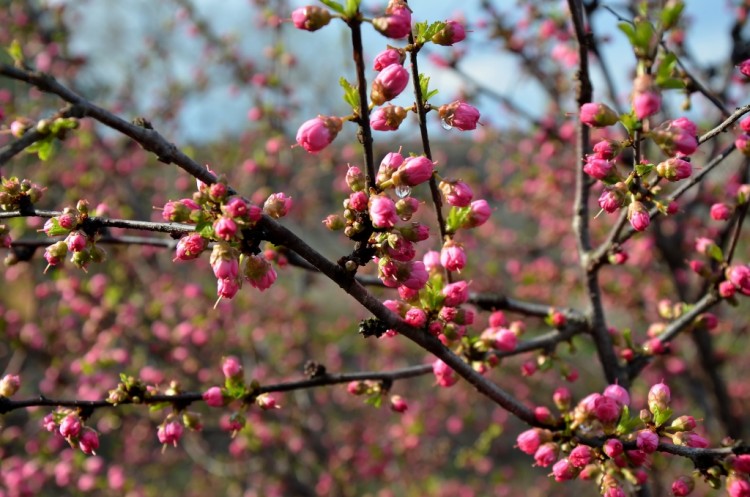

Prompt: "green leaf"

[655,53,677,80]
[343,0,360,17]
[418,73,438,104]
[661,1,684,30]
[318,0,345,14]
[37,139,54,161]
[41,217,69,236]
[652,406,673,428]
[617,22,636,45]
[619,112,640,136]
[707,243,724,263]
[633,20,655,54]
[364,392,382,408]
[421,20,447,44]
[339,77,360,111]
[657,77,685,90]
[196,221,214,239]
[7,40,23,63]
[635,162,654,177]
[148,402,170,413]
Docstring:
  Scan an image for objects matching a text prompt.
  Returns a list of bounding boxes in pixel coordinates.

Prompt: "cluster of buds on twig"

[41,200,106,272]
[0,176,45,211]
[42,410,100,455]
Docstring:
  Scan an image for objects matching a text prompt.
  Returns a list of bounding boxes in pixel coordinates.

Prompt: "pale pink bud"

[346,166,366,192]
[295,115,343,153]
[373,48,403,71]
[158,421,184,446]
[174,233,207,261]
[710,203,732,221]
[423,250,441,272]
[439,179,473,207]
[636,430,659,453]
[291,6,331,31]
[42,413,57,432]
[78,428,100,455]
[633,76,661,120]
[553,386,571,410]
[442,281,469,306]
[369,195,398,228]
[243,254,277,291]
[670,415,697,432]
[372,6,411,39]
[628,201,650,231]
[494,328,517,352]
[263,192,292,219]
[603,384,630,407]
[438,101,480,131]
[432,20,466,46]
[371,64,409,105]
[0,374,20,397]
[256,393,279,410]
[222,356,242,379]
[390,395,408,413]
[579,102,619,128]
[202,387,225,407]
[647,381,671,413]
[432,359,458,387]
[60,415,82,438]
[656,157,692,181]
[440,242,466,272]
[370,105,408,131]
[217,278,240,300]
[395,156,434,186]
[533,442,558,467]
[583,156,615,181]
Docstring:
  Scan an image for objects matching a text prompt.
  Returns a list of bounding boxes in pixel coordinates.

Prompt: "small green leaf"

[707,243,724,263]
[41,217,69,236]
[422,21,447,43]
[318,0,345,15]
[617,22,636,44]
[339,77,360,111]
[148,402,170,413]
[196,221,214,239]
[656,77,685,90]
[619,112,640,136]
[635,162,654,177]
[418,73,438,104]
[633,20,655,54]
[652,407,673,428]
[364,393,382,408]
[7,40,23,63]
[661,1,684,30]
[343,0,360,17]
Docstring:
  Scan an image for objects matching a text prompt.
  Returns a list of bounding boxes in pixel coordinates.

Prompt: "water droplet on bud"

[441,120,453,130]
[395,185,411,198]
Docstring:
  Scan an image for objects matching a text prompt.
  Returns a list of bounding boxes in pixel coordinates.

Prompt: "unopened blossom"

[213,216,238,241]
[216,277,240,300]
[243,255,277,291]
[385,236,415,262]
[656,157,692,181]
[404,307,427,327]
[44,241,68,268]
[395,156,434,186]
[710,203,732,221]
[533,442,558,467]
[373,48,403,71]
[377,151,405,185]
[400,261,428,289]
[210,245,239,280]
[592,139,620,159]
[598,188,625,213]
[569,445,593,468]
[516,429,542,455]
[174,234,207,261]
[628,201,650,232]
[291,6,331,31]
[442,280,469,306]
[579,102,619,128]
[162,198,199,222]
[395,196,419,221]
[432,20,466,46]
[223,197,250,219]
[370,105,408,131]
[671,476,694,496]
[390,395,408,413]
[593,395,621,424]
[0,374,20,397]
[733,454,750,473]
[263,192,292,219]
[432,359,458,387]
[346,166,366,192]
[60,415,82,439]
[369,195,398,228]
[440,241,466,271]
[295,115,343,153]
[439,179,473,207]
[583,156,615,181]
[603,439,623,458]
[553,387,571,410]
[727,265,750,295]
[78,428,100,455]
[652,118,699,156]
[222,356,243,379]
[647,381,671,413]
[741,117,750,133]
[494,328,517,352]
[256,393,280,410]
[736,134,750,156]
[637,430,659,453]
[347,191,369,212]
[202,387,225,407]
[371,64,409,105]
[670,415,697,432]
[372,2,412,39]
[673,431,709,448]
[399,222,429,242]
[603,384,630,407]
[632,75,661,120]
[462,199,491,228]
[552,458,577,482]
[158,420,184,446]
[438,101,481,131]
[738,58,750,77]
[423,251,441,272]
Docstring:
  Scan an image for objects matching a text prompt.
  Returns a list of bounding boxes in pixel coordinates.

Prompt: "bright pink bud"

[462,199,491,228]
[583,157,615,181]
[738,58,750,77]
[603,439,623,458]
[733,454,750,473]
[442,280,469,306]
[432,20,466,46]
[295,115,343,153]
[636,430,659,453]
[632,75,661,119]
[390,395,408,413]
[553,386,571,410]
[370,105,408,131]
[369,195,398,228]
[652,118,698,156]
[396,156,434,186]
[520,360,537,376]
[432,359,458,387]
[737,134,750,156]
[348,191,369,212]
[728,265,750,295]
[720,280,737,298]
[60,415,82,438]
[533,442,558,467]
[656,157,692,181]
[673,431,709,448]
[494,328,517,352]
[78,428,100,455]
[202,387,225,407]
[291,6,331,31]
[263,192,292,219]
[593,139,620,159]
[604,486,627,497]
[400,261,428,290]
[438,101,481,131]
[534,406,554,424]
[373,48,403,71]
[671,476,694,496]
[224,197,249,219]
[243,255,277,291]
[174,233,207,261]
[372,5,412,39]
[213,217,237,241]
[371,64,409,105]
[211,250,239,280]
[593,395,621,424]
[579,102,619,127]
[404,307,427,327]
[552,458,577,482]
[516,429,542,455]
[647,381,671,412]
[440,242,466,272]
[628,201,650,231]
[42,413,57,432]
[439,179,473,207]
[569,445,593,468]
[399,222,429,242]
[598,188,625,213]
[158,421,184,446]
[217,278,240,300]
[222,356,243,379]
[741,117,750,133]
[710,203,732,221]
[603,384,630,407]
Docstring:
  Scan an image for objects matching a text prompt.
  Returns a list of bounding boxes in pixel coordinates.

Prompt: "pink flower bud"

[158,420,184,446]
[593,139,620,159]
[727,265,750,295]
[295,115,343,153]
[243,255,277,291]
[213,216,238,241]
[440,241,466,272]
[438,101,481,131]
[263,192,292,219]
[569,445,593,468]
[710,203,732,221]
[346,166,366,192]
[210,253,239,281]
[553,387,571,410]
[628,201,650,231]
[78,428,100,455]
[439,179,473,207]
[579,102,619,128]
[0,374,20,397]
[670,415,697,432]
[720,280,737,298]
[516,429,542,455]
[256,393,279,410]
[442,280,469,306]
[202,387,225,407]
[583,157,615,181]
[223,197,249,219]
[598,188,625,213]
[603,439,623,458]
[390,395,408,413]
[395,156,434,186]
[552,458,577,482]
[671,476,694,496]
[369,195,398,228]
[399,222,429,242]
[593,395,621,424]
[400,261,428,290]
[647,381,671,413]
[432,20,466,46]
[533,442,558,467]
[656,157,692,181]
[174,233,207,261]
[673,431,709,448]
[636,430,659,453]
[222,356,243,379]
[494,328,517,352]
[432,359,458,387]
[423,250,441,272]
[60,415,82,438]
[372,5,412,39]
[371,64,409,105]
[733,454,750,473]
[463,199,491,228]
[291,6,332,31]
[632,75,661,120]
[652,118,699,156]
[373,48,403,71]
[217,277,240,300]
[404,307,427,327]
[737,134,750,156]
[44,240,68,267]
[603,384,630,407]
[738,58,750,77]
[741,117,750,133]
[370,105,408,131]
